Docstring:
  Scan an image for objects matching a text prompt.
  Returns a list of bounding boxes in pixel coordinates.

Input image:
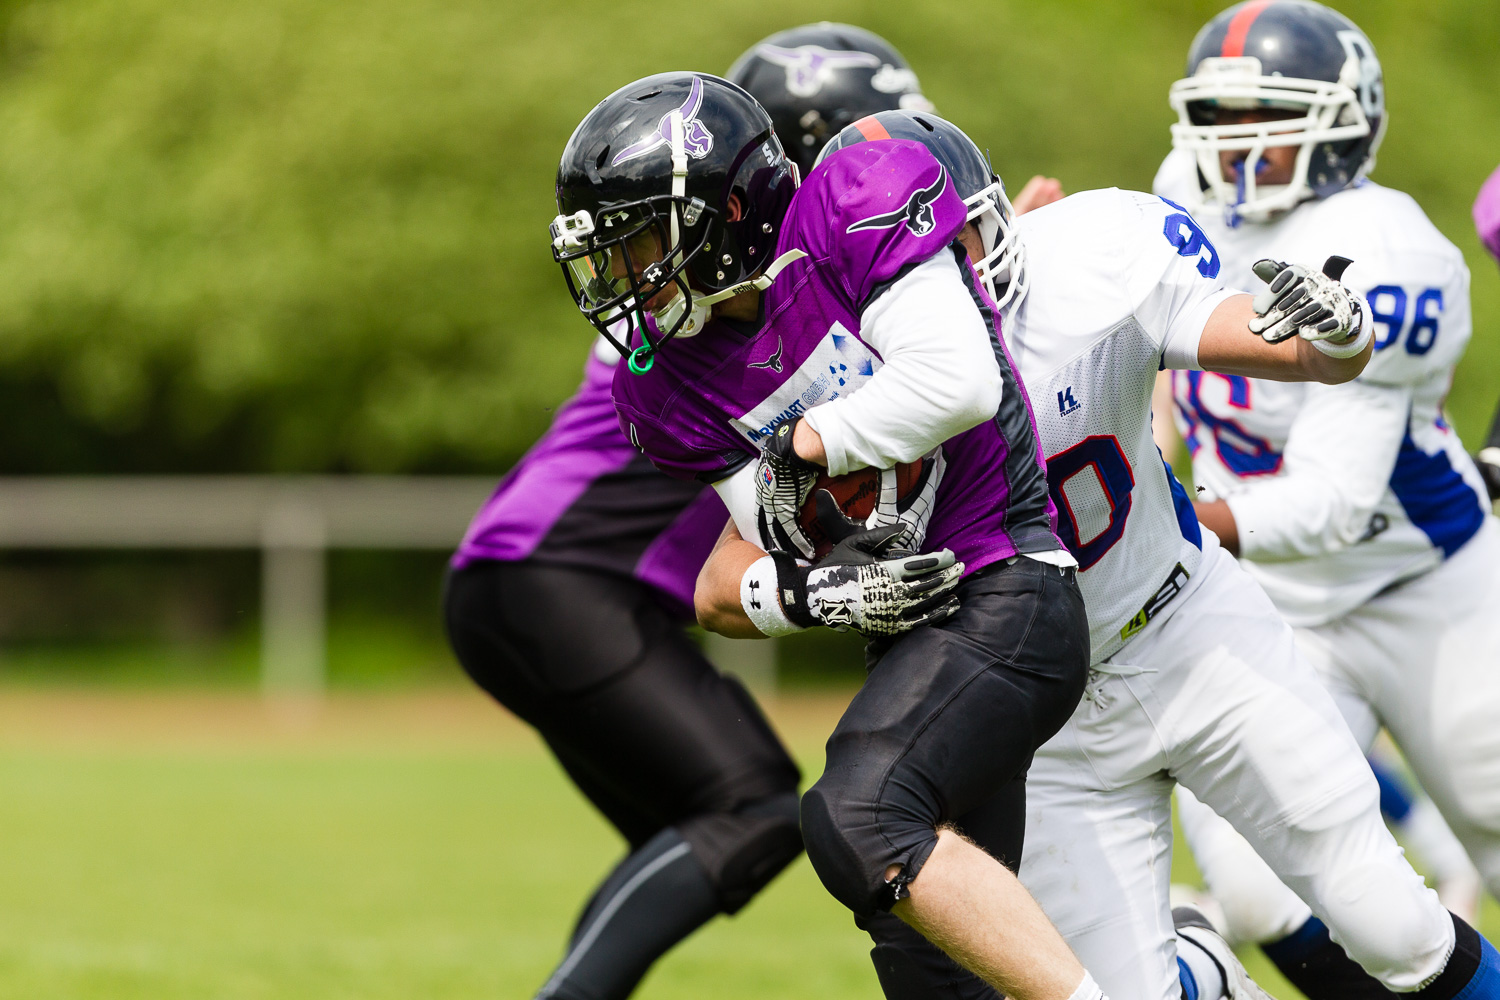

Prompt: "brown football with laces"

[797,462,923,561]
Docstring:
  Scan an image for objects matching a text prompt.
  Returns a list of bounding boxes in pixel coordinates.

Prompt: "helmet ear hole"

[726,194,746,223]
[595,147,611,170]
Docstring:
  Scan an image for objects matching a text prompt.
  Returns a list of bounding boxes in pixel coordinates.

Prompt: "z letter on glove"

[1247,257,1364,346]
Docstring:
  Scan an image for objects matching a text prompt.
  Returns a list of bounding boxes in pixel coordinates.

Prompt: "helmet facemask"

[965,178,1028,313]
[1169,52,1383,226]
[552,111,727,372]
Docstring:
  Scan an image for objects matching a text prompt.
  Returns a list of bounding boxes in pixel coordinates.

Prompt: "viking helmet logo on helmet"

[611,75,716,166]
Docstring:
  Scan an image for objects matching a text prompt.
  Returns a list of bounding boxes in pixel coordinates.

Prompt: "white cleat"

[1174,904,1276,1000]
[1169,883,1230,939]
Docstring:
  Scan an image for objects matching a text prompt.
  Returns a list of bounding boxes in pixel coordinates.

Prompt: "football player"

[444,27,929,1000]
[1151,2,1500,998]
[815,109,1500,1000]
[552,71,1103,1000]
[728,21,1066,215]
[1471,163,1500,500]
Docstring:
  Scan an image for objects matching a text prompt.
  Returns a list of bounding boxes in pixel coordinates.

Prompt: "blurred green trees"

[0,0,1491,474]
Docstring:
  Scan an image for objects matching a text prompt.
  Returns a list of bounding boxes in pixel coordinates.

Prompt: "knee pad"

[678,791,803,914]
[801,781,940,919]
[1316,854,1453,991]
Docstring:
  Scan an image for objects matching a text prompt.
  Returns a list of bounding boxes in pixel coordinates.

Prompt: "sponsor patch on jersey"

[1057,386,1081,416]
[731,323,879,445]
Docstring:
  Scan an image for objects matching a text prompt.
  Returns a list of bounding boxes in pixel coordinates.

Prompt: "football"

[797,462,923,561]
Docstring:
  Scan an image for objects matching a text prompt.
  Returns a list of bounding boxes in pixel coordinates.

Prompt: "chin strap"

[668,109,689,277]
[690,249,807,310]
[655,249,808,340]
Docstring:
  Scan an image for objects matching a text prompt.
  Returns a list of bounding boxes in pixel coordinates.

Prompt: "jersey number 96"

[1367,285,1442,356]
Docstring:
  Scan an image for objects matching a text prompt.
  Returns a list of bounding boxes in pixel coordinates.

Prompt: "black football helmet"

[1170,0,1386,224]
[817,110,1027,312]
[551,72,798,372]
[727,22,933,177]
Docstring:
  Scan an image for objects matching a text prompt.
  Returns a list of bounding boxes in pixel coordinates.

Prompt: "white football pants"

[1020,538,1453,1000]
[1176,516,1500,950]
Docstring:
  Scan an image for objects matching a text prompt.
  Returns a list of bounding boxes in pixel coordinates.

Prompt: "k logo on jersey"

[846,167,948,238]
[611,76,715,166]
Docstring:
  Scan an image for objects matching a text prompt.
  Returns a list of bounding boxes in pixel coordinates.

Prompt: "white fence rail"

[0,476,778,698]
[0,476,496,697]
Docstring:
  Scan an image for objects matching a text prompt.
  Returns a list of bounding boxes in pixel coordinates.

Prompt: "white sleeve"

[1225,379,1412,561]
[803,252,1000,477]
[1122,193,1240,371]
[712,462,764,549]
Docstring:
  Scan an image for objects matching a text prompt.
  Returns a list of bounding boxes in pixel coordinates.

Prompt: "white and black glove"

[1248,256,1368,350]
[865,449,945,553]
[769,494,964,637]
[754,417,821,560]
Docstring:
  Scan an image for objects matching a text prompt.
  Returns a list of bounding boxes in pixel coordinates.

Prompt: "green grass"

[0,690,1492,999]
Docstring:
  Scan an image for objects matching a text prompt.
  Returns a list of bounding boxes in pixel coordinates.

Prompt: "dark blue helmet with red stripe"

[728,23,933,177]
[1169,0,1385,224]
[816,110,1027,311]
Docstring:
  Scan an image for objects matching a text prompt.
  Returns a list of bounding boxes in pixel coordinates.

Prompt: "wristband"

[740,555,807,637]
[1311,301,1373,358]
[768,550,817,628]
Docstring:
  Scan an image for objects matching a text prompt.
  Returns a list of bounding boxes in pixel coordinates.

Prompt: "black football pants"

[797,556,1090,999]
[443,561,803,1000]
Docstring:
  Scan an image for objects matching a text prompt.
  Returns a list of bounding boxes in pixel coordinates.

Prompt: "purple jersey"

[452,348,728,619]
[612,140,1062,576]
[1475,163,1500,263]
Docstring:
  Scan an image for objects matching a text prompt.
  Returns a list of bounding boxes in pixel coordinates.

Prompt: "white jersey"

[1003,188,1238,663]
[1155,149,1489,626]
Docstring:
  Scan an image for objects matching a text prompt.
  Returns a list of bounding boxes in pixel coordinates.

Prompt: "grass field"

[0,687,1492,1000]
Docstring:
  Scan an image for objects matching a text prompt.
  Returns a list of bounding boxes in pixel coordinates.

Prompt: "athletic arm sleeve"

[1123,193,1240,371]
[1226,379,1412,561]
[803,251,1001,477]
[712,462,764,549]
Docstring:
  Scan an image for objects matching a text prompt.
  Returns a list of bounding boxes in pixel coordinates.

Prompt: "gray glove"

[865,449,946,553]
[1248,256,1363,344]
[754,417,821,560]
[770,493,963,637]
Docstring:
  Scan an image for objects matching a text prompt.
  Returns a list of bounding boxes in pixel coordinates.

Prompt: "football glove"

[770,493,963,637]
[1248,256,1364,345]
[865,449,946,553]
[754,417,821,559]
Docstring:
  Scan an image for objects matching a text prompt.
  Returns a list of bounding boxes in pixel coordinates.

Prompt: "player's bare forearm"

[695,519,772,638]
[792,411,828,465]
[1194,499,1239,555]
[1197,295,1371,384]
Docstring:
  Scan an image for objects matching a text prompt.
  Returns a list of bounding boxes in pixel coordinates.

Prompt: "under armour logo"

[1057,387,1081,416]
[748,579,762,610]
[755,44,881,98]
[611,76,715,166]
[748,336,785,373]
[846,166,948,238]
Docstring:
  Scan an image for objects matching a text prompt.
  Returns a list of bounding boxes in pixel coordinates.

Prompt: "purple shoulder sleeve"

[812,140,969,310]
[1475,163,1500,264]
